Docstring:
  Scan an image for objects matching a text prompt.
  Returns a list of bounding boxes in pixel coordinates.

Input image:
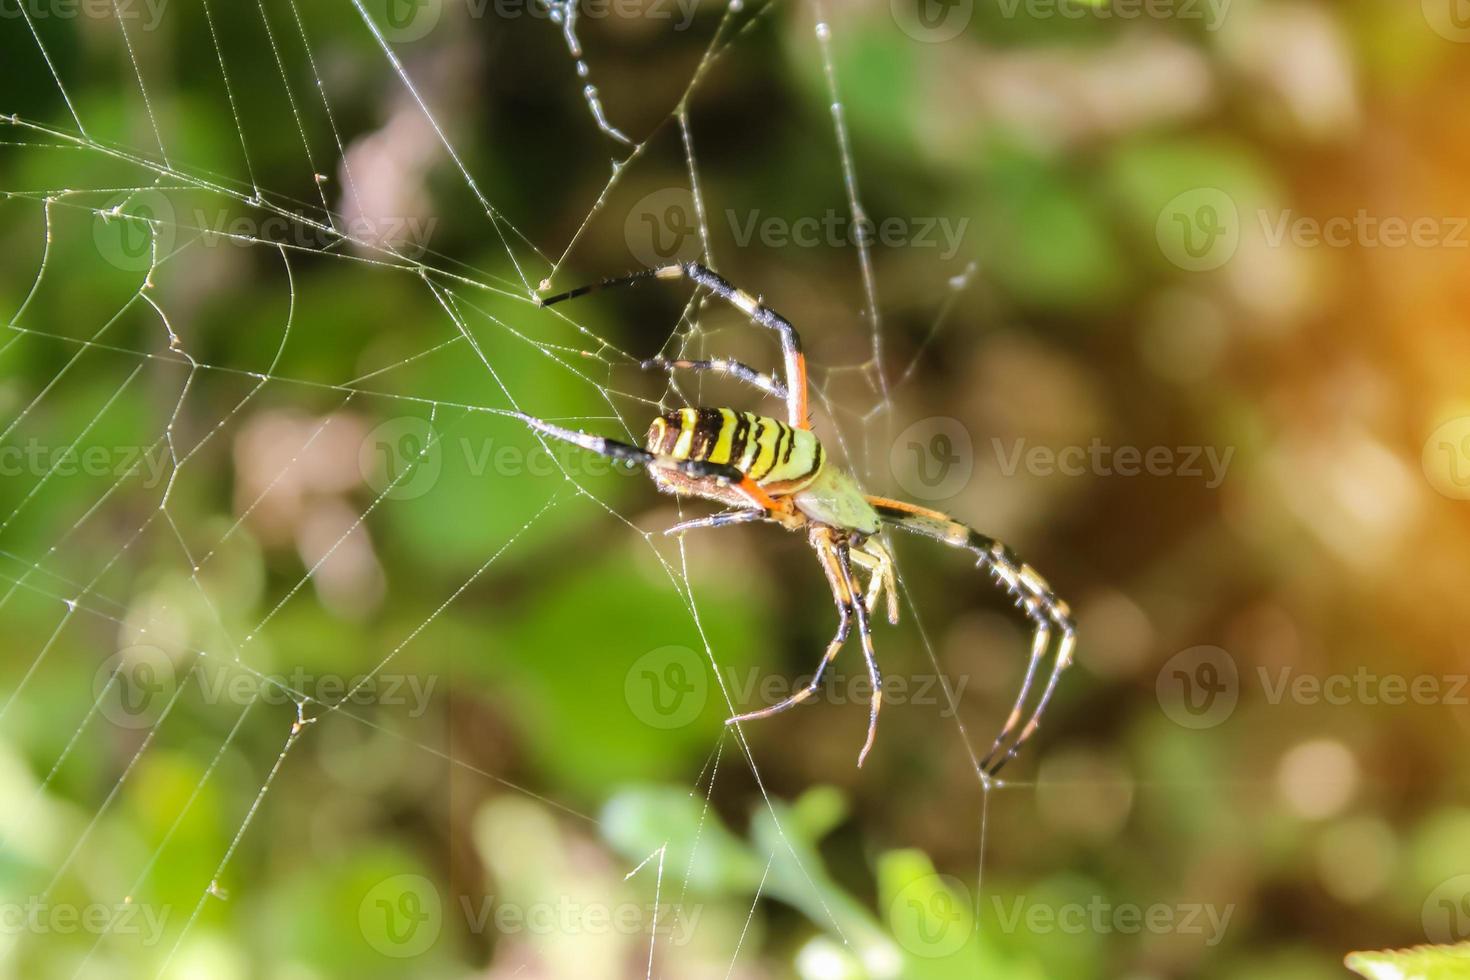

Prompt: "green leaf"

[1345,943,1470,980]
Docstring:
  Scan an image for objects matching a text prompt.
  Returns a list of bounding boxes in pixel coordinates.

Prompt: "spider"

[522,262,1075,772]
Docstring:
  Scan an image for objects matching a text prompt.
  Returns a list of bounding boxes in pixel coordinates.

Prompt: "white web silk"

[0,2,1010,976]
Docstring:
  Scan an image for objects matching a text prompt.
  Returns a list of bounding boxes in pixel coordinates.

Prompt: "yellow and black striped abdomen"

[646,408,823,486]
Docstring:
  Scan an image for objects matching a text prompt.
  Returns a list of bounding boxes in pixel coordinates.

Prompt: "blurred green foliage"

[2,0,1469,977]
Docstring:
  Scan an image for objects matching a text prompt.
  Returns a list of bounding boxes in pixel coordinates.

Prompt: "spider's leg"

[539,263,810,429]
[835,538,884,768]
[850,537,900,626]
[868,496,1076,777]
[726,527,853,727]
[673,263,809,430]
[513,413,745,485]
[663,510,764,536]
[971,539,1075,776]
[640,357,789,402]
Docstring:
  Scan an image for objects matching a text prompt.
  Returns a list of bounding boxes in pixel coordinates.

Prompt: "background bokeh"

[1,0,1469,977]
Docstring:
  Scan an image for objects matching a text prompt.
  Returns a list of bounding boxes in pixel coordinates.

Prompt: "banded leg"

[640,357,788,402]
[726,528,854,742]
[867,496,1076,777]
[836,537,884,768]
[664,510,764,536]
[539,263,810,429]
[514,413,782,514]
[973,539,1075,775]
[850,536,900,626]
[515,412,731,487]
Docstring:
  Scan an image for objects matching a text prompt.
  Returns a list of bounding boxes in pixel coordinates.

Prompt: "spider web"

[0,1,1027,975]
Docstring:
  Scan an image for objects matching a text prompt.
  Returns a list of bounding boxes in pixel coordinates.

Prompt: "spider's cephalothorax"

[522,262,1075,772]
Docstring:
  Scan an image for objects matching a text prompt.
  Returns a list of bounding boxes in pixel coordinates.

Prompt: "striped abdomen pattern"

[646,408,823,486]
